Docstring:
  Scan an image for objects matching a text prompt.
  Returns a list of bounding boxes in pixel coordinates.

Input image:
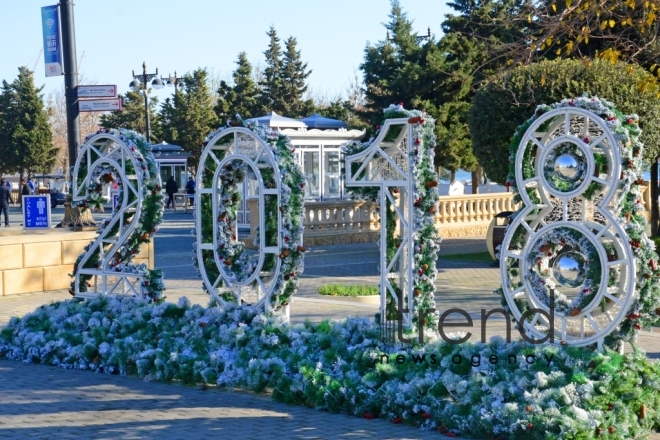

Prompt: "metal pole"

[141,63,151,142]
[59,0,80,173]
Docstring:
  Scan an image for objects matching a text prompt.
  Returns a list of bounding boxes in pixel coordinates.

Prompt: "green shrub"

[469,59,660,184]
[317,284,379,296]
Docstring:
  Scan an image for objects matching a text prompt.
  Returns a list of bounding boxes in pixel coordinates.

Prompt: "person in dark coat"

[165,176,178,209]
[185,176,195,207]
[20,179,30,207]
[0,179,14,227]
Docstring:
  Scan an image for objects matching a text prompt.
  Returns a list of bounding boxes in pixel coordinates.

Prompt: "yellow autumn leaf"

[552,3,557,12]
[541,43,546,50]
[609,19,615,28]
[601,20,608,30]
[541,77,547,86]
[507,59,514,65]
[650,63,658,73]
[528,14,532,22]
[628,65,634,75]
[556,48,562,55]
[584,36,589,44]
[566,0,572,7]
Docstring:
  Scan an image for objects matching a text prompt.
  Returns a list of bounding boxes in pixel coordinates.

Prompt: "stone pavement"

[1,210,659,439]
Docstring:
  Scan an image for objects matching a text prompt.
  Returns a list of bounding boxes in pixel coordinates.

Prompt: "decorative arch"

[70,129,165,301]
[194,118,305,315]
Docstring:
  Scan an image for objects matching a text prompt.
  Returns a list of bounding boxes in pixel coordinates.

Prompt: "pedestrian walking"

[27,178,35,194]
[20,179,30,206]
[165,176,178,209]
[185,176,195,207]
[0,178,14,227]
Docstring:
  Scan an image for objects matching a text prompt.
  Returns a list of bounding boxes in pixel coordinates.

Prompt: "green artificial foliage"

[469,59,660,185]
[2,297,660,439]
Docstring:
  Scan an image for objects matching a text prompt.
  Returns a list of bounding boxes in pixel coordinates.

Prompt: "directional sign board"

[79,98,122,112]
[22,195,52,229]
[77,85,117,98]
[112,191,119,212]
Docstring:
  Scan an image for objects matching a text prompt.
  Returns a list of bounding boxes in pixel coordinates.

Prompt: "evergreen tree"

[0,67,55,176]
[100,90,160,141]
[259,26,286,114]
[215,52,264,121]
[159,68,218,172]
[360,1,479,177]
[280,37,314,118]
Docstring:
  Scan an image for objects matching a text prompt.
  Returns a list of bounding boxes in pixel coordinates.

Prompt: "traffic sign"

[79,98,122,112]
[22,195,52,229]
[77,85,117,98]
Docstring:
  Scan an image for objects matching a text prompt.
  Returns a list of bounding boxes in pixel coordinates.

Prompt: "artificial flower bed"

[1,297,659,440]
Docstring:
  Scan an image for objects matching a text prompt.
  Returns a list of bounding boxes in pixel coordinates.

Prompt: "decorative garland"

[501,95,660,345]
[193,115,305,311]
[343,104,441,330]
[70,128,165,302]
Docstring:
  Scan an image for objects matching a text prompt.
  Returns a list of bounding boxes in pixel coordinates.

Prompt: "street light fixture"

[162,71,185,90]
[129,62,160,142]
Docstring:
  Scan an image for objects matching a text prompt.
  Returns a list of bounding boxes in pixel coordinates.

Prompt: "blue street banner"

[23,195,52,229]
[41,5,62,77]
[112,192,119,211]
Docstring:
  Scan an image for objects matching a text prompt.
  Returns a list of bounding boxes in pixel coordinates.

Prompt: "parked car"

[50,189,67,208]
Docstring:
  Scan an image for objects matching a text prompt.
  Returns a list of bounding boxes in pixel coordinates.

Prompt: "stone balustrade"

[434,192,519,237]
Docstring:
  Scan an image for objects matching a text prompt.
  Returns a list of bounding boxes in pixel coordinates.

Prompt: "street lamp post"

[129,62,164,142]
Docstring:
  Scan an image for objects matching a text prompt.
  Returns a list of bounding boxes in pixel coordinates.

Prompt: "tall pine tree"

[360,1,479,179]
[259,26,287,114]
[280,37,314,118]
[215,52,264,121]
[159,68,218,173]
[0,67,55,177]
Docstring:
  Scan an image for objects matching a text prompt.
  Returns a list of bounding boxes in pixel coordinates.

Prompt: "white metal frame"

[345,118,415,326]
[195,127,285,313]
[72,133,146,300]
[500,107,635,350]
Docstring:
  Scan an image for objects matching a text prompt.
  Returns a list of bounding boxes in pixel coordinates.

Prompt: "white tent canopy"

[246,111,307,129]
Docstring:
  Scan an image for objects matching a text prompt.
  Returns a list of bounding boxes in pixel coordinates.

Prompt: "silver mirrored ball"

[553,252,586,288]
[554,153,580,181]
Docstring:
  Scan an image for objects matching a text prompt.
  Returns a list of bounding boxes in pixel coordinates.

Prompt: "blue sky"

[3,0,453,104]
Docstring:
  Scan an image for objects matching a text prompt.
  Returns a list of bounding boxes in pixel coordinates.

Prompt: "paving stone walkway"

[1,211,659,439]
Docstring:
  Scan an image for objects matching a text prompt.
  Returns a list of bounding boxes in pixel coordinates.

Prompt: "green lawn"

[438,251,494,262]
[317,284,379,297]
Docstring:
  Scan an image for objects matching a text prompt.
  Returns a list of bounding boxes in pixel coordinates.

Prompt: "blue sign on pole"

[41,5,62,77]
[23,195,52,229]
[112,192,119,211]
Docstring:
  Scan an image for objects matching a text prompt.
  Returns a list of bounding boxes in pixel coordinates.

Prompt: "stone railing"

[434,192,519,237]
[247,199,379,246]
